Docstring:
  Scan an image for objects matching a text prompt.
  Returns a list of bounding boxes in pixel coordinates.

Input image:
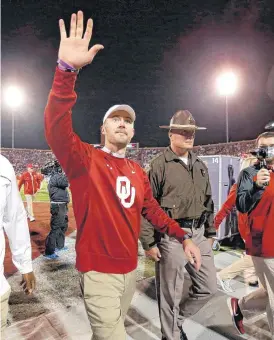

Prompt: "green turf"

[19,181,243,259]
[143,257,156,279]
[216,245,243,255]
[20,180,48,202]
[20,180,72,202]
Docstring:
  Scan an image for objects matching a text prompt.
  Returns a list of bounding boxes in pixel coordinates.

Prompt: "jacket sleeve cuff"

[19,263,33,275]
[249,182,265,202]
[251,181,266,192]
[147,241,158,249]
[52,67,78,96]
[140,239,158,251]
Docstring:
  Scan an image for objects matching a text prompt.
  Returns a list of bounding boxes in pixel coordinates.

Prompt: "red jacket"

[237,167,274,257]
[44,68,187,274]
[36,173,44,189]
[18,171,38,195]
[214,183,248,241]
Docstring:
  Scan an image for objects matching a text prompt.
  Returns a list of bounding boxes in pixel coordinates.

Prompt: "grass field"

[20,180,49,202]
[20,180,72,202]
[19,180,242,257]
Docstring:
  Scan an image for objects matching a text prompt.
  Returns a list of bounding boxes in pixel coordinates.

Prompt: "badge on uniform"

[201,169,206,177]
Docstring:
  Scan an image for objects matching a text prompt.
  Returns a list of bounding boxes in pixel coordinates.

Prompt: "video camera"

[41,160,62,176]
[251,146,274,166]
[250,146,274,186]
[265,121,274,131]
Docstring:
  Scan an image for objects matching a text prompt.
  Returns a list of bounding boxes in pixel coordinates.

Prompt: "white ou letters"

[116,176,136,208]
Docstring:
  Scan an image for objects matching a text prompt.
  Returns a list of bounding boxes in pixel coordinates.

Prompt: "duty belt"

[176,214,207,229]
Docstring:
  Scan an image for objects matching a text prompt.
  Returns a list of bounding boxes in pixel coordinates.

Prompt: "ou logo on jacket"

[116,176,136,208]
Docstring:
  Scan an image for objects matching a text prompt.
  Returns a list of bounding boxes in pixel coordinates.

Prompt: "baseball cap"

[103,105,136,123]
[27,164,33,168]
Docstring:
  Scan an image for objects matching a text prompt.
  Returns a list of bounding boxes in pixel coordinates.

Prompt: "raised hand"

[58,11,104,69]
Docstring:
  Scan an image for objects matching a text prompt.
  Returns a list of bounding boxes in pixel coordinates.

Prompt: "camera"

[41,160,62,176]
[265,121,274,131]
[250,146,274,186]
[251,146,274,163]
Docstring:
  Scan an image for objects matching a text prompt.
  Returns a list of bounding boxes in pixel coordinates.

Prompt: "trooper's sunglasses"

[175,129,196,137]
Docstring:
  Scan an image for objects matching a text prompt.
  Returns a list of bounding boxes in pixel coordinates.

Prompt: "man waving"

[44,11,201,340]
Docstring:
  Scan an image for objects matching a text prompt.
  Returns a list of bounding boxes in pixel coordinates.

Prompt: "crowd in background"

[1,148,55,175]
[120,139,256,171]
[1,139,255,175]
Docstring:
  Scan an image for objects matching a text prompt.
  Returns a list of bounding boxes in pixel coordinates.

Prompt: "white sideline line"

[125,315,160,340]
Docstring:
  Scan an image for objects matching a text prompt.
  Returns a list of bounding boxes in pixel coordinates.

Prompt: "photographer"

[44,161,70,260]
[228,131,274,337]
[214,157,259,293]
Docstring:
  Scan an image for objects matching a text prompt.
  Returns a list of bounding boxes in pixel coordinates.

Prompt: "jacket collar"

[101,146,125,158]
[163,146,198,167]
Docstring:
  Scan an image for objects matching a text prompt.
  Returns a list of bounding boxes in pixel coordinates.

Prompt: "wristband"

[57,59,79,73]
[182,234,192,241]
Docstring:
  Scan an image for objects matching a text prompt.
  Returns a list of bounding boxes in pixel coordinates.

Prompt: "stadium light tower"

[216,71,237,143]
[4,86,24,149]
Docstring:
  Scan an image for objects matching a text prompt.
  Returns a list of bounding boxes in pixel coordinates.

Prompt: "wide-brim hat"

[159,110,206,130]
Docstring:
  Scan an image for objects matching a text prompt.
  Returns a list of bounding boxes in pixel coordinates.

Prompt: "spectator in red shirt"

[229,132,274,336]
[18,164,38,222]
[44,11,201,340]
[214,157,258,293]
[35,171,44,190]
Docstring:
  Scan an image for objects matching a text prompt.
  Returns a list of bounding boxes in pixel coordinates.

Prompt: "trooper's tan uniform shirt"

[140,146,217,340]
[140,147,215,250]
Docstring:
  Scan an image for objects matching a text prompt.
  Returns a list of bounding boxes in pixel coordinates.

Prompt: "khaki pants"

[80,269,136,340]
[156,226,217,340]
[219,254,258,283]
[1,289,11,336]
[25,194,35,219]
[239,257,274,337]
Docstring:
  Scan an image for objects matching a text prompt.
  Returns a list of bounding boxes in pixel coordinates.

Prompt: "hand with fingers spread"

[20,272,36,295]
[58,10,104,70]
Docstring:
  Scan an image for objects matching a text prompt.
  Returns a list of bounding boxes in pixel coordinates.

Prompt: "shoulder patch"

[145,152,164,173]
[152,152,164,162]
[197,157,209,170]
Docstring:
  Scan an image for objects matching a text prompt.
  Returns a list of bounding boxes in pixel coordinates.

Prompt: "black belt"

[176,215,206,229]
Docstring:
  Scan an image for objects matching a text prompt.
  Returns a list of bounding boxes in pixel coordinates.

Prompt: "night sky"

[2,0,274,149]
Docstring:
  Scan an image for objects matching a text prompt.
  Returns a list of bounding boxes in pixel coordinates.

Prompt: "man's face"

[169,129,196,150]
[102,110,134,148]
[27,167,33,173]
[258,137,274,163]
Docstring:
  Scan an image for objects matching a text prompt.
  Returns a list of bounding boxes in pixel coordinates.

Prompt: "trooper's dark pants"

[45,203,68,255]
[156,225,217,340]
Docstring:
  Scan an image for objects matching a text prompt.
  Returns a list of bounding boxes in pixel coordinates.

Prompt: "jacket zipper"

[31,173,34,195]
